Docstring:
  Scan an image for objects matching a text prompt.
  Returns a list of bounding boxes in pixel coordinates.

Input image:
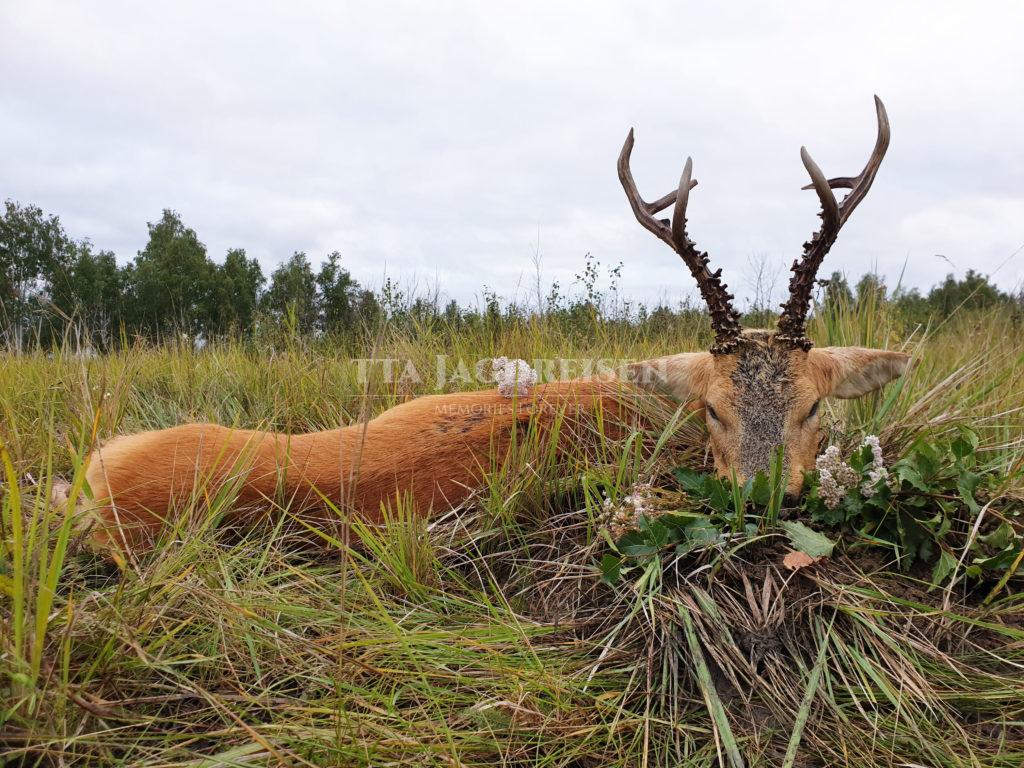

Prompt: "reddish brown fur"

[84,379,628,553]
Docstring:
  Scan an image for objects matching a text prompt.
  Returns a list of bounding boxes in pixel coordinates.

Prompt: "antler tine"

[799,96,891,224]
[617,130,697,245]
[670,157,694,249]
[777,96,891,349]
[800,146,840,236]
[618,130,742,353]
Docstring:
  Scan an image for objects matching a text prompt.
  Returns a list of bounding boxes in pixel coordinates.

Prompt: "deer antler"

[618,130,742,353]
[776,96,891,349]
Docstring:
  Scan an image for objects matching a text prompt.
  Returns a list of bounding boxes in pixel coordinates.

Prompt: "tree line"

[0,202,381,349]
[1,199,1019,351]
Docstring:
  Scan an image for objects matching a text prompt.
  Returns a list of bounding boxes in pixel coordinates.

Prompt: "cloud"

[1,0,1022,305]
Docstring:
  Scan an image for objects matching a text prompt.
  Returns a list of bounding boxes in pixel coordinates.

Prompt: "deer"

[82,97,909,556]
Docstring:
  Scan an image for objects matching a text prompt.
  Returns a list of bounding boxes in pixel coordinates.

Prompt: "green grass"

[2,301,1023,766]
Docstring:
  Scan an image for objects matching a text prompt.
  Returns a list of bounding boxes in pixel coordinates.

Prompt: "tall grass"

[1,300,1022,766]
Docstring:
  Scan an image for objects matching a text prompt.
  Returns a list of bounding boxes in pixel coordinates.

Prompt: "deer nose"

[784,466,806,498]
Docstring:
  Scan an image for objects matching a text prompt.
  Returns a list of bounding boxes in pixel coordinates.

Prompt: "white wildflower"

[837,462,859,488]
[492,356,539,398]
[816,445,856,509]
[860,434,888,497]
[602,480,657,539]
[816,435,890,507]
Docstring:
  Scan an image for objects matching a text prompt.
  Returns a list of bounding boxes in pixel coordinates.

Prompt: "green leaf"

[930,549,957,588]
[951,426,979,460]
[616,529,642,547]
[895,463,929,492]
[704,476,732,514]
[600,553,622,585]
[913,440,941,478]
[676,518,722,555]
[918,537,935,563]
[660,512,707,535]
[864,479,892,506]
[639,517,670,548]
[673,467,707,495]
[848,443,873,473]
[973,544,1021,572]
[895,512,930,571]
[780,520,836,558]
[808,489,845,526]
[840,492,864,520]
[749,472,772,507]
[687,518,721,541]
[619,543,659,557]
[980,522,1014,550]
[957,471,982,515]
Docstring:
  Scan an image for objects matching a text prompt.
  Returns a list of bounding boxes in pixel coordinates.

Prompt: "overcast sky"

[2,1,1022,309]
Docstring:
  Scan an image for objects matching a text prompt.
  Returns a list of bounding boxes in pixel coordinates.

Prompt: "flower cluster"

[860,435,889,497]
[816,435,890,508]
[602,481,658,539]
[816,445,861,509]
[492,356,539,398]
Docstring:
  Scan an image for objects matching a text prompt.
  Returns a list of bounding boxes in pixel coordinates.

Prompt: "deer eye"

[706,404,721,423]
[806,400,820,421]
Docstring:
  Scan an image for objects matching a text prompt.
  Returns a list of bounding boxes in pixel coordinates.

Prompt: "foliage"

[0,202,380,349]
[601,428,1022,592]
[46,243,125,346]
[0,201,75,349]
[124,209,219,338]
[315,250,361,333]
[806,427,1023,586]
[214,247,265,332]
[260,250,319,335]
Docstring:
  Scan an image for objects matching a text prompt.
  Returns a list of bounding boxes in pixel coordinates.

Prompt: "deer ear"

[807,347,912,399]
[625,352,714,402]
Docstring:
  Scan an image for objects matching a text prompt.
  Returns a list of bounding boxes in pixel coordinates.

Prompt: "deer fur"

[83,378,631,553]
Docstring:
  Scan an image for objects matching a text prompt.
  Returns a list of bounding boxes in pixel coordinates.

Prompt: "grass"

[1,298,1023,766]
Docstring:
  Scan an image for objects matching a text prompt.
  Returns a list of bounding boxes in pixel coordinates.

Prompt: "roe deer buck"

[83,97,909,555]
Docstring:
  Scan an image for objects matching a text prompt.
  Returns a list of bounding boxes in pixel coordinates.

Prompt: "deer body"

[84,379,625,552]
[84,97,912,556]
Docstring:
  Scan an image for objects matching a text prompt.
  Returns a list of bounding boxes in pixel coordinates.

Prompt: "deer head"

[622,97,910,495]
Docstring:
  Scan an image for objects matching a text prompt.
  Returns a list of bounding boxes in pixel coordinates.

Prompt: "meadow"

[2,293,1023,767]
